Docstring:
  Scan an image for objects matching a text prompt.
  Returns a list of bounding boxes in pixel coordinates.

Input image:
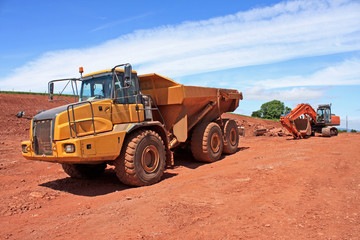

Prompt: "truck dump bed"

[139,73,242,143]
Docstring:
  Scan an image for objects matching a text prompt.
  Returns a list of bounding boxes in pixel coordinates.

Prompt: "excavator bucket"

[294,118,312,137]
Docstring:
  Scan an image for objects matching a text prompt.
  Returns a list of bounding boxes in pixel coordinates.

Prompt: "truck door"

[111,74,144,124]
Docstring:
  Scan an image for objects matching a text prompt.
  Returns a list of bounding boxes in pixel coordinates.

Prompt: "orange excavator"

[280,104,340,139]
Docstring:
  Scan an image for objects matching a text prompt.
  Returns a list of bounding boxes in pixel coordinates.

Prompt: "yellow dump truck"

[21,63,243,186]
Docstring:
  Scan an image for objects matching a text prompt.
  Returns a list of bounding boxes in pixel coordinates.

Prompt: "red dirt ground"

[1,93,359,239]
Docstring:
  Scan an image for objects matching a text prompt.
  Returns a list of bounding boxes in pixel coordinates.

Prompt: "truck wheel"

[191,122,223,162]
[61,163,106,179]
[223,119,239,154]
[115,130,166,187]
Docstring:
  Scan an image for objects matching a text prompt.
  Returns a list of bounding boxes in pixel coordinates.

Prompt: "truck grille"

[33,120,53,155]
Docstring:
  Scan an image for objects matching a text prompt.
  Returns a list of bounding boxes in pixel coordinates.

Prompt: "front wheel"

[114,130,166,187]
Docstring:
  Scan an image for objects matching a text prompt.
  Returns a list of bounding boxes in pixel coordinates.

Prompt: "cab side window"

[325,109,330,122]
[114,74,138,104]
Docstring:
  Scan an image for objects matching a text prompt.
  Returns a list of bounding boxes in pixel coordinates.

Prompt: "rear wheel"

[191,122,223,162]
[114,130,166,186]
[223,119,239,154]
[62,163,106,179]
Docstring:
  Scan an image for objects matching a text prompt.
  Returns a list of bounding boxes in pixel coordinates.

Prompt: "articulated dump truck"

[21,63,243,186]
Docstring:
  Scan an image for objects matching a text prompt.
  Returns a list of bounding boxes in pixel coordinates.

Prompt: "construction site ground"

[0,93,359,239]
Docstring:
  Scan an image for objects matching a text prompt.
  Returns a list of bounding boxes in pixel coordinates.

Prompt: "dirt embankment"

[222,113,290,137]
[0,93,359,239]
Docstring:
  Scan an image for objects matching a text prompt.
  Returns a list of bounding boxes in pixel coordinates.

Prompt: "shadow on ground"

[172,146,250,169]
[40,168,177,197]
[40,146,248,196]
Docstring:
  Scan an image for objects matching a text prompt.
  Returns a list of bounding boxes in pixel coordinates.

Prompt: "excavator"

[280,104,340,139]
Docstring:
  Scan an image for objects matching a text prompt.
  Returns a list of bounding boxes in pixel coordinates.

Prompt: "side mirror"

[16,111,25,118]
[15,110,32,120]
[124,65,132,88]
[124,64,132,80]
[49,82,54,100]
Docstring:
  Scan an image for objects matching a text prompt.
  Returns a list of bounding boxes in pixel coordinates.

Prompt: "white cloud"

[243,57,360,101]
[244,86,325,101]
[1,0,360,91]
[257,59,360,89]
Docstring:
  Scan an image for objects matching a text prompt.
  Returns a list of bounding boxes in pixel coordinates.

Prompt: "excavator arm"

[280,104,317,139]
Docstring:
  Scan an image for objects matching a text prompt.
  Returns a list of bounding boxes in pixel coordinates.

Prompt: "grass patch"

[0,90,47,95]
[227,112,280,122]
[0,91,76,97]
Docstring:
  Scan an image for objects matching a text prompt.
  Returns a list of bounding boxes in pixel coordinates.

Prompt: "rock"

[29,192,43,198]
[254,128,267,136]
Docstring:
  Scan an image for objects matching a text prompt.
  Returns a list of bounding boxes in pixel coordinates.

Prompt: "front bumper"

[21,131,126,164]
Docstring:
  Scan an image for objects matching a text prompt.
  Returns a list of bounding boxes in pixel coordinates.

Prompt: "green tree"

[350,129,357,133]
[251,110,262,118]
[251,100,290,120]
[284,106,292,115]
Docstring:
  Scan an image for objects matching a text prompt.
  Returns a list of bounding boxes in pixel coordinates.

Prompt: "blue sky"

[1,0,360,130]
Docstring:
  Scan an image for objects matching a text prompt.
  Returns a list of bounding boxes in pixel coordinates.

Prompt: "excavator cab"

[316,104,332,124]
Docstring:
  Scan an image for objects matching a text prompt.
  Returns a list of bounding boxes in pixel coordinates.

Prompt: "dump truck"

[280,103,340,139]
[21,63,243,186]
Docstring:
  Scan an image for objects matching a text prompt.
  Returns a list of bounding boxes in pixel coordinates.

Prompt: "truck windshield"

[79,75,112,101]
[79,72,137,103]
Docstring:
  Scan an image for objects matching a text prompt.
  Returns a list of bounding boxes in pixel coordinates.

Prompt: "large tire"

[223,119,239,154]
[191,122,223,162]
[62,163,106,179]
[114,130,166,187]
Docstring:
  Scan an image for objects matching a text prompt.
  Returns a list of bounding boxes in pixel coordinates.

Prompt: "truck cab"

[79,65,138,103]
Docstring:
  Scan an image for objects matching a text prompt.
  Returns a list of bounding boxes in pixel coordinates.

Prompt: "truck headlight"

[64,144,75,153]
[22,145,28,153]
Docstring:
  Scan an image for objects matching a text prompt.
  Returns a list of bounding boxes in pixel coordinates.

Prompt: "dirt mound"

[0,93,74,137]
[222,113,290,137]
[0,93,359,239]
